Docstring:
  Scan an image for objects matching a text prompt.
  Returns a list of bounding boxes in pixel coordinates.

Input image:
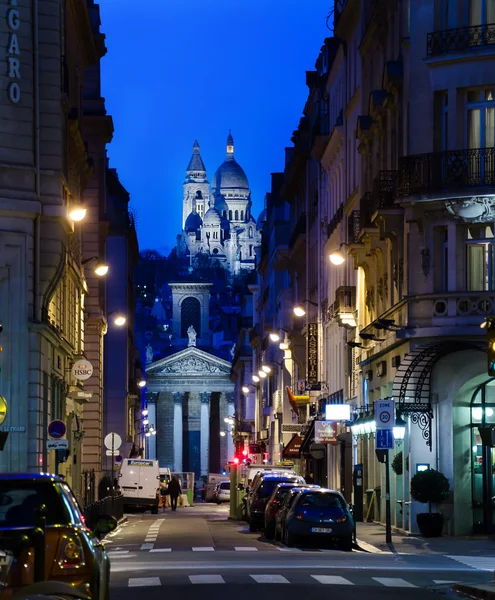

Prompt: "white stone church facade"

[177,133,262,275]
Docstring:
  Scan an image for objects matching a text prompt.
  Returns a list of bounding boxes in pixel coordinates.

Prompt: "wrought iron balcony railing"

[427,23,495,57]
[348,210,361,244]
[398,147,495,196]
[373,170,399,210]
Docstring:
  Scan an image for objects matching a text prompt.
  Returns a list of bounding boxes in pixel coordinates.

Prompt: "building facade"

[235,0,495,536]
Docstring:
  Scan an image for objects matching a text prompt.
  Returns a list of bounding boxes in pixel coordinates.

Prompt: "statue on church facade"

[145,344,153,365]
[187,325,197,347]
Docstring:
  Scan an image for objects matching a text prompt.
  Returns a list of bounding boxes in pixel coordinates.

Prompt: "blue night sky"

[99,0,332,254]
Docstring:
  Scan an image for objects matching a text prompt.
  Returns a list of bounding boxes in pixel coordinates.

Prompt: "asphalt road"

[107,504,492,599]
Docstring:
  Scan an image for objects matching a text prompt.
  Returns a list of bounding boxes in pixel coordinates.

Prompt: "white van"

[118,458,160,513]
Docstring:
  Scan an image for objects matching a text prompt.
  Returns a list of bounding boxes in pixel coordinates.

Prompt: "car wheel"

[283,526,295,547]
[264,522,274,539]
[151,503,159,514]
[339,536,353,552]
[249,519,257,532]
[274,525,280,541]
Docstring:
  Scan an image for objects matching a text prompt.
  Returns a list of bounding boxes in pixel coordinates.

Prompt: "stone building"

[236,0,495,536]
[177,133,262,276]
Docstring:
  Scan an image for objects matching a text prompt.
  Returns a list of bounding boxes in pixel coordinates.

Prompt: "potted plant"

[410,469,450,537]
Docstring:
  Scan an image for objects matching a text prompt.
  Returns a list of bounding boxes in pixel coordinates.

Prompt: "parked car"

[274,486,314,541]
[213,481,230,504]
[280,488,354,551]
[264,482,315,538]
[247,473,305,532]
[0,473,116,599]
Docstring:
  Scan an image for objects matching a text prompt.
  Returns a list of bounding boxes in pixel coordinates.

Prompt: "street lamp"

[329,243,349,265]
[269,332,280,342]
[69,202,87,222]
[293,299,318,317]
[252,374,260,383]
[138,380,146,388]
[258,370,267,379]
[82,256,109,277]
[261,365,272,373]
[107,311,126,327]
[220,431,226,437]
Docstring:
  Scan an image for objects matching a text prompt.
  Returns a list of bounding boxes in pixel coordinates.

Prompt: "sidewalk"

[355,521,495,556]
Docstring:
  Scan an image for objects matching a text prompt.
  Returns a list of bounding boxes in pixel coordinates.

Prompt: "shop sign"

[325,404,351,421]
[314,420,337,444]
[6,0,21,104]
[282,435,303,457]
[71,359,94,381]
[0,426,25,432]
[307,323,318,386]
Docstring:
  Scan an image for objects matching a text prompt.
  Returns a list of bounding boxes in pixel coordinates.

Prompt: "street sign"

[47,439,69,450]
[376,429,394,450]
[375,400,395,430]
[105,450,119,456]
[71,359,94,381]
[48,420,66,439]
[104,432,122,451]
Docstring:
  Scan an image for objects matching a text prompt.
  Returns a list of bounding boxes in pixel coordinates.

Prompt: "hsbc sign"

[71,359,94,381]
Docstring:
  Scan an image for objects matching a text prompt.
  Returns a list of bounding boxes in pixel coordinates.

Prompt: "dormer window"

[227,145,234,153]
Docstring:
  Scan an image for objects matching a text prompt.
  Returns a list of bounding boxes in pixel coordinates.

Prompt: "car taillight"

[58,535,85,568]
[336,515,347,523]
[295,513,305,521]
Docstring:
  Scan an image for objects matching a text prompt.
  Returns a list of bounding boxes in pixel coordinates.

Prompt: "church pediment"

[146,347,231,377]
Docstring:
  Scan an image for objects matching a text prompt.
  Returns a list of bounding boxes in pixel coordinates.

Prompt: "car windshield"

[298,493,347,509]
[0,481,71,528]
[220,482,230,490]
[259,478,301,498]
[275,486,298,501]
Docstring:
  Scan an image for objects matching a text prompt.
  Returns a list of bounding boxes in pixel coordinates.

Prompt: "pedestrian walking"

[168,476,181,511]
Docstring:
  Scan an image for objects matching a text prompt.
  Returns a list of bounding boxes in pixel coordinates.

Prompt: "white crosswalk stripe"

[140,543,154,550]
[128,577,161,587]
[189,575,225,584]
[192,546,215,551]
[234,547,258,551]
[373,577,417,587]
[311,575,354,585]
[446,555,495,571]
[150,548,172,553]
[250,575,290,584]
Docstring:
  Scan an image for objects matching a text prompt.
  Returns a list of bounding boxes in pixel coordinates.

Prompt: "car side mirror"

[93,515,117,538]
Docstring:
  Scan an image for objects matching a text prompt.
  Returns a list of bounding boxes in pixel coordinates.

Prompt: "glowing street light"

[138,380,146,388]
[269,332,280,342]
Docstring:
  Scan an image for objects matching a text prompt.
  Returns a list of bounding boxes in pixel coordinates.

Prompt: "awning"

[286,386,310,414]
[282,435,304,459]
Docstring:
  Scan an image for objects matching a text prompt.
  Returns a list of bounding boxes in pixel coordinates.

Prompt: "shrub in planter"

[392,451,403,475]
[410,469,450,537]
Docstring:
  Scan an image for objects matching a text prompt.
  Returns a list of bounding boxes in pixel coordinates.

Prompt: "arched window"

[235,210,239,220]
[240,210,244,221]
[239,249,242,260]
[249,227,253,238]
[195,190,202,199]
[249,245,253,256]
[181,297,201,338]
[229,210,233,221]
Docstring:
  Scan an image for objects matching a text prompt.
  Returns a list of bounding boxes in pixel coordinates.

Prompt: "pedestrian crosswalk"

[447,555,494,571]
[109,546,343,556]
[125,574,454,587]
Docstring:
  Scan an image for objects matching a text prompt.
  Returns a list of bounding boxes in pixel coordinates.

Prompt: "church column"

[200,392,210,476]
[225,391,235,461]
[173,392,183,472]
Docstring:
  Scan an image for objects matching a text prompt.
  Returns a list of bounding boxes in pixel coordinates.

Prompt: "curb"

[453,583,495,599]
[355,538,383,553]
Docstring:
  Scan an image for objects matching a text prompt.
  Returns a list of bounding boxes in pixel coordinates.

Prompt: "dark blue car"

[281,488,354,551]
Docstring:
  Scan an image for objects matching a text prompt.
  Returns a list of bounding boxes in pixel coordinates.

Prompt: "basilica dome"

[212,159,249,191]
[203,207,222,226]
[185,210,202,232]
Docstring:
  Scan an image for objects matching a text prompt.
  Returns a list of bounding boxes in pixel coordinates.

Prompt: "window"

[442,229,449,292]
[467,89,495,149]
[229,210,233,221]
[181,297,201,337]
[466,224,494,290]
[195,190,202,199]
[249,227,253,238]
[235,210,239,220]
[469,0,495,26]
[249,245,253,257]
[240,210,244,221]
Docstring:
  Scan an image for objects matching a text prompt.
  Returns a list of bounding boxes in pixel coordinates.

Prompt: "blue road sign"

[376,429,394,450]
[48,419,66,439]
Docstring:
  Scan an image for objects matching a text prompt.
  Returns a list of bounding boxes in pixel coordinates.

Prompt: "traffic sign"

[104,432,122,451]
[375,400,395,430]
[47,439,69,450]
[48,420,66,439]
[376,429,394,450]
[105,450,119,456]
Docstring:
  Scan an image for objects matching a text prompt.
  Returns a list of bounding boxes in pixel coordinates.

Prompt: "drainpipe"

[33,0,41,321]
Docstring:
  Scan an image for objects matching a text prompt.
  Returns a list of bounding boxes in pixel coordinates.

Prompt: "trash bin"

[186,489,194,506]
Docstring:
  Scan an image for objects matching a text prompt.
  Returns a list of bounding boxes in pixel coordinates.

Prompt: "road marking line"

[189,575,225,584]
[373,577,417,587]
[192,547,215,552]
[446,556,495,571]
[250,575,289,584]
[107,551,129,556]
[356,539,383,553]
[277,547,302,552]
[311,575,354,585]
[433,580,458,584]
[150,548,172,553]
[128,577,161,587]
[140,543,154,550]
[234,547,258,551]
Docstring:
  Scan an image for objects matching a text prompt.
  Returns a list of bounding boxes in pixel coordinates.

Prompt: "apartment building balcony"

[288,213,306,254]
[427,23,495,58]
[373,170,399,210]
[326,286,356,327]
[398,147,495,198]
